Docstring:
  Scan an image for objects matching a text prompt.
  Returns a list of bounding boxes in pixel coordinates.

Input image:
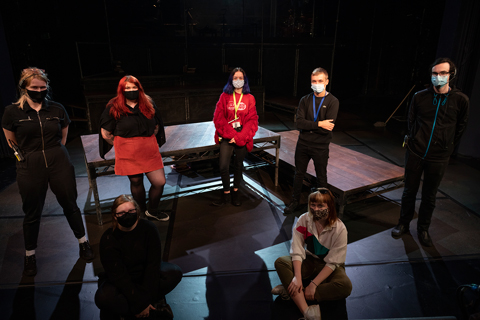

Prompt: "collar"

[307,213,335,235]
[23,100,49,113]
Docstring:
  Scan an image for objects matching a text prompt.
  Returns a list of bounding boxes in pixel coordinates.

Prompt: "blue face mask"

[431,75,449,87]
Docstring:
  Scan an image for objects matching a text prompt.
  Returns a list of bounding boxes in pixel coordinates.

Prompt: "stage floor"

[0,109,479,319]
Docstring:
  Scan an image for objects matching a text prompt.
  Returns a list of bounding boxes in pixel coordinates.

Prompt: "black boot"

[212,191,230,206]
[231,189,242,206]
[23,254,37,277]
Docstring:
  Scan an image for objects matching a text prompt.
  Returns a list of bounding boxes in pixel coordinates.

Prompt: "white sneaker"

[303,304,321,320]
[271,284,290,300]
[145,210,170,222]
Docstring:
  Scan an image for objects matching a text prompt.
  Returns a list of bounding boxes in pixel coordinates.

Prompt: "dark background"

[0,0,479,158]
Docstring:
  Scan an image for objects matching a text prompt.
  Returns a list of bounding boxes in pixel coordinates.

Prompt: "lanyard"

[313,94,326,122]
[233,92,243,119]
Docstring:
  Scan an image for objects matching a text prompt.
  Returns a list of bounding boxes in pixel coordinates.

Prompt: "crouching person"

[95,194,182,319]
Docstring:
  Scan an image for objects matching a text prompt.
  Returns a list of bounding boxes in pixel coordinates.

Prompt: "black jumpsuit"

[1,100,86,250]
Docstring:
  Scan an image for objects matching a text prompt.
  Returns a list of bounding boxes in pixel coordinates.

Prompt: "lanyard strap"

[313,95,326,122]
[233,93,243,119]
[423,99,441,159]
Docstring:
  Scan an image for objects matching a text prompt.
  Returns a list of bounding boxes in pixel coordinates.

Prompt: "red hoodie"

[213,92,259,151]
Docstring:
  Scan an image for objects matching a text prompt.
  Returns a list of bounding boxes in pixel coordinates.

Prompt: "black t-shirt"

[1,100,71,153]
[99,103,158,138]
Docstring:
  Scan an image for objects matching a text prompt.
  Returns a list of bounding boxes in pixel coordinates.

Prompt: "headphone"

[18,69,48,89]
[450,66,457,81]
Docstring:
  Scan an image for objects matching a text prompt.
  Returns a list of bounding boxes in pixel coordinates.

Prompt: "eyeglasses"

[115,209,136,217]
[316,188,329,194]
[432,71,450,76]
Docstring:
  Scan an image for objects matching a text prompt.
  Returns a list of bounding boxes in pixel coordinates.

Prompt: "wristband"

[310,280,318,287]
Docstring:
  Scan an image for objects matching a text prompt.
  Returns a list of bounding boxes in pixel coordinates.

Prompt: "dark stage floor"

[0,108,479,320]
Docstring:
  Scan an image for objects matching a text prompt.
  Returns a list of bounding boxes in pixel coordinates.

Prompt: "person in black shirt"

[100,75,168,221]
[284,67,339,215]
[1,68,94,277]
[391,58,469,247]
[95,194,182,319]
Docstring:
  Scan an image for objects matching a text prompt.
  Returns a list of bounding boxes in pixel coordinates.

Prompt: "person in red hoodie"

[212,67,258,206]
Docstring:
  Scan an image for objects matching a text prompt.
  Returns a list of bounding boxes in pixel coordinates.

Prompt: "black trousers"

[399,149,449,232]
[16,146,85,250]
[95,262,183,317]
[292,142,330,201]
[218,139,248,191]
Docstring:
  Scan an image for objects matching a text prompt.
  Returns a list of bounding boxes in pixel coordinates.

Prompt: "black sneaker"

[23,254,37,277]
[418,230,433,247]
[79,240,95,261]
[391,224,409,238]
[283,200,299,215]
[145,210,170,222]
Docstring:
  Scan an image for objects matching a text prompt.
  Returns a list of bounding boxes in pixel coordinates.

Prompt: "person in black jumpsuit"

[95,194,182,319]
[2,68,94,277]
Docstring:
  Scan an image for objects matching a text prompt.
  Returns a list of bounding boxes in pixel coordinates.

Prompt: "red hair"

[308,188,338,227]
[107,75,155,119]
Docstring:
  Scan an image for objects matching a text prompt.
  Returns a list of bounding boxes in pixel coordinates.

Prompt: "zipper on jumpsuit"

[36,111,48,168]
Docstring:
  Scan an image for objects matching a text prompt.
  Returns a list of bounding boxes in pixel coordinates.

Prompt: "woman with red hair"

[100,75,168,221]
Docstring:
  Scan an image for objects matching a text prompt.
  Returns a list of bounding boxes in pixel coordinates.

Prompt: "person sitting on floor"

[95,194,182,319]
[272,188,352,320]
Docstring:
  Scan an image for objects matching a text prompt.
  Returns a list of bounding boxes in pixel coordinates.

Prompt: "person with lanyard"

[1,67,94,277]
[392,57,469,247]
[284,67,339,215]
[95,194,182,319]
[99,75,168,222]
[212,67,258,207]
[272,188,352,320]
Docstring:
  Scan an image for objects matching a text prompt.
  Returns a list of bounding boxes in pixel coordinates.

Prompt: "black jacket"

[407,85,469,161]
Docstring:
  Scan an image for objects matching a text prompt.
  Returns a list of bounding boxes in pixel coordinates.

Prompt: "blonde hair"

[15,68,50,109]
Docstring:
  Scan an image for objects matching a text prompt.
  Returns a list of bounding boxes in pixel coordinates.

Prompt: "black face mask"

[116,211,138,228]
[124,90,139,100]
[27,89,48,103]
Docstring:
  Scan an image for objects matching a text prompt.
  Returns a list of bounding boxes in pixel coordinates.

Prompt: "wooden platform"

[81,122,281,225]
[264,130,405,215]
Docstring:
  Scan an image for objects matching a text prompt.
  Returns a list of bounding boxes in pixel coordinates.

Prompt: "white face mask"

[311,83,325,94]
[233,80,244,89]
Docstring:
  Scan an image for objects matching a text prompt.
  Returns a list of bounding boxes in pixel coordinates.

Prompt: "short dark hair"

[312,67,329,79]
[431,57,457,80]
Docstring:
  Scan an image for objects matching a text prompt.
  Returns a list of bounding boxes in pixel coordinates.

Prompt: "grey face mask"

[233,80,244,89]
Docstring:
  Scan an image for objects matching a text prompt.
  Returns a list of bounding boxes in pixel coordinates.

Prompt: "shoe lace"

[26,255,36,265]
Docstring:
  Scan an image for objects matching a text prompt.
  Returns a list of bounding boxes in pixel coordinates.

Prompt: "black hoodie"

[407,85,469,162]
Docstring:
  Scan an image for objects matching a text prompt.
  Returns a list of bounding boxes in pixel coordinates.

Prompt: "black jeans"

[218,139,248,191]
[16,146,85,250]
[95,262,183,317]
[292,142,330,201]
[399,149,448,232]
